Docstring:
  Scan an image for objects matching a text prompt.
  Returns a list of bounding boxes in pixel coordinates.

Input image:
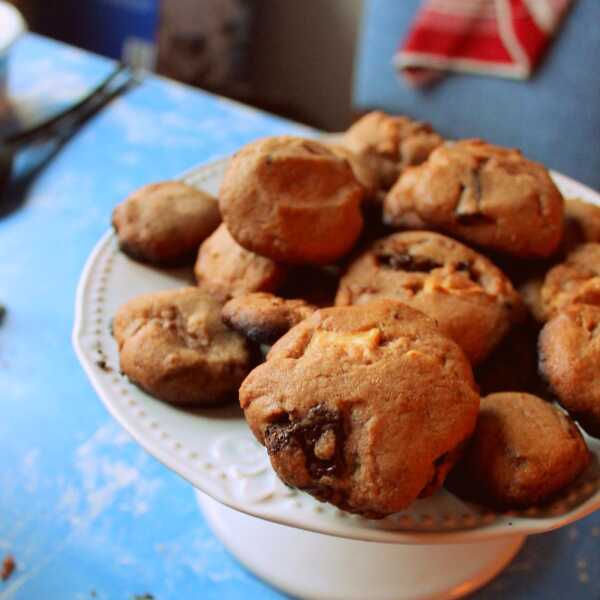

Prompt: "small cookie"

[384,139,564,258]
[341,111,443,189]
[448,392,590,509]
[113,288,251,406]
[112,181,221,265]
[219,136,364,265]
[540,243,600,318]
[195,224,287,300]
[562,197,600,253]
[222,293,316,345]
[539,305,600,437]
[240,300,479,517]
[335,231,523,364]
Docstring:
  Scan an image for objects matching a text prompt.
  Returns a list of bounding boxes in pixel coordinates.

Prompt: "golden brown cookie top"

[194,224,287,301]
[112,181,221,266]
[341,111,443,189]
[240,300,479,516]
[113,287,251,406]
[539,304,600,437]
[335,231,523,364]
[222,293,316,346]
[541,243,600,318]
[448,392,590,508]
[384,139,564,258]
[219,136,364,265]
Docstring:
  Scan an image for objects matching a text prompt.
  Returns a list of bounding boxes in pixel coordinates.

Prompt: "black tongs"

[1,62,140,150]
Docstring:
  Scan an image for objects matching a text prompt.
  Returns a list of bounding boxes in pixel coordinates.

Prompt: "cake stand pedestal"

[197,492,525,600]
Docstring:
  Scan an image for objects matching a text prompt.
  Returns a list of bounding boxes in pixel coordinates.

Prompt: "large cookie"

[219,136,364,265]
[384,139,564,258]
[195,224,287,301]
[448,392,590,509]
[539,304,600,437]
[112,181,221,266]
[113,288,251,406]
[240,300,479,517]
[335,231,523,364]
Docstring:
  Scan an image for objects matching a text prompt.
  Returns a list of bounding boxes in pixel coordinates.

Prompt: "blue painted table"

[0,34,598,600]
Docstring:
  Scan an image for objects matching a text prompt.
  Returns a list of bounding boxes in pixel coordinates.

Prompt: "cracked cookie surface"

[335,231,523,364]
[113,287,251,406]
[240,299,479,517]
[219,136,364,265]
[383,139,564,258]
[222,293,316,345]
[539,305,600,437]
[112,181,221,266]
[447,392,590,509]
[195,224,287,301]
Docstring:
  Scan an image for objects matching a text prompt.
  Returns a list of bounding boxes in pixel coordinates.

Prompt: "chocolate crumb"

[1,554,15,581]
[96,359,112,373]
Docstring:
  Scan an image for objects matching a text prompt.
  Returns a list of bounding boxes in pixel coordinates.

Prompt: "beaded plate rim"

[72,157,600,544]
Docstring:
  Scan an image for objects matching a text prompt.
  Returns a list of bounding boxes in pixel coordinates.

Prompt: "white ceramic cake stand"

[73,158,600,600]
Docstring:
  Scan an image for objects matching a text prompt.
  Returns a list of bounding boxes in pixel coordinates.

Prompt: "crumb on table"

[1,554,15,581]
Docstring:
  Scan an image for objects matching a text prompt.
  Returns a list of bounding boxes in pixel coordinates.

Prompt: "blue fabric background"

[353,0,600,190]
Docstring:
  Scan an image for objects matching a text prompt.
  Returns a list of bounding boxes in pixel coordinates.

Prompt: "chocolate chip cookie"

[222,293,316,345]
[540,243,600,318]
[112,181,221,266]
[219,136,364,265]
[240,299,479,517]
[341,111,443,190]
[195,224,287,300]
[113,287,251,406]
[335,231,523,364]
[539,305,600,437]
[384,139,564,258]
[448,392,590,509]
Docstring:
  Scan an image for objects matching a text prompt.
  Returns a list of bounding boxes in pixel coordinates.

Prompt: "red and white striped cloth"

[395,0,574,86]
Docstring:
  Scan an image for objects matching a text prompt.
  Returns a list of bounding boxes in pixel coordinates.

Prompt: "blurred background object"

[5,0,363,131]
[5,0,599,188]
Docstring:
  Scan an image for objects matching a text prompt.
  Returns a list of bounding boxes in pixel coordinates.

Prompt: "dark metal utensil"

[0,63,141,196]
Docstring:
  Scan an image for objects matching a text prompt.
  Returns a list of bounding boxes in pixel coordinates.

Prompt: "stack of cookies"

[111,112,598,518]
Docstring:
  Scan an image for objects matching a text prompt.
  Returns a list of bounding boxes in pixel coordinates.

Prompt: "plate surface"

[73,157,600,544]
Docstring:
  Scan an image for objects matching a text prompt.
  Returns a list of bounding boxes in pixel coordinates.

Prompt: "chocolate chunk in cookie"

[340,111,443,190]
[539,305,600,437]
[219,136,364,265]
[335,231,523,364]
[447,392,590,509]
[240,300,479,517]
[112,181,221,266]
[195,224,287,301]
[222,293,316,345]
[384,139,564,258]
[113,288,251,406]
